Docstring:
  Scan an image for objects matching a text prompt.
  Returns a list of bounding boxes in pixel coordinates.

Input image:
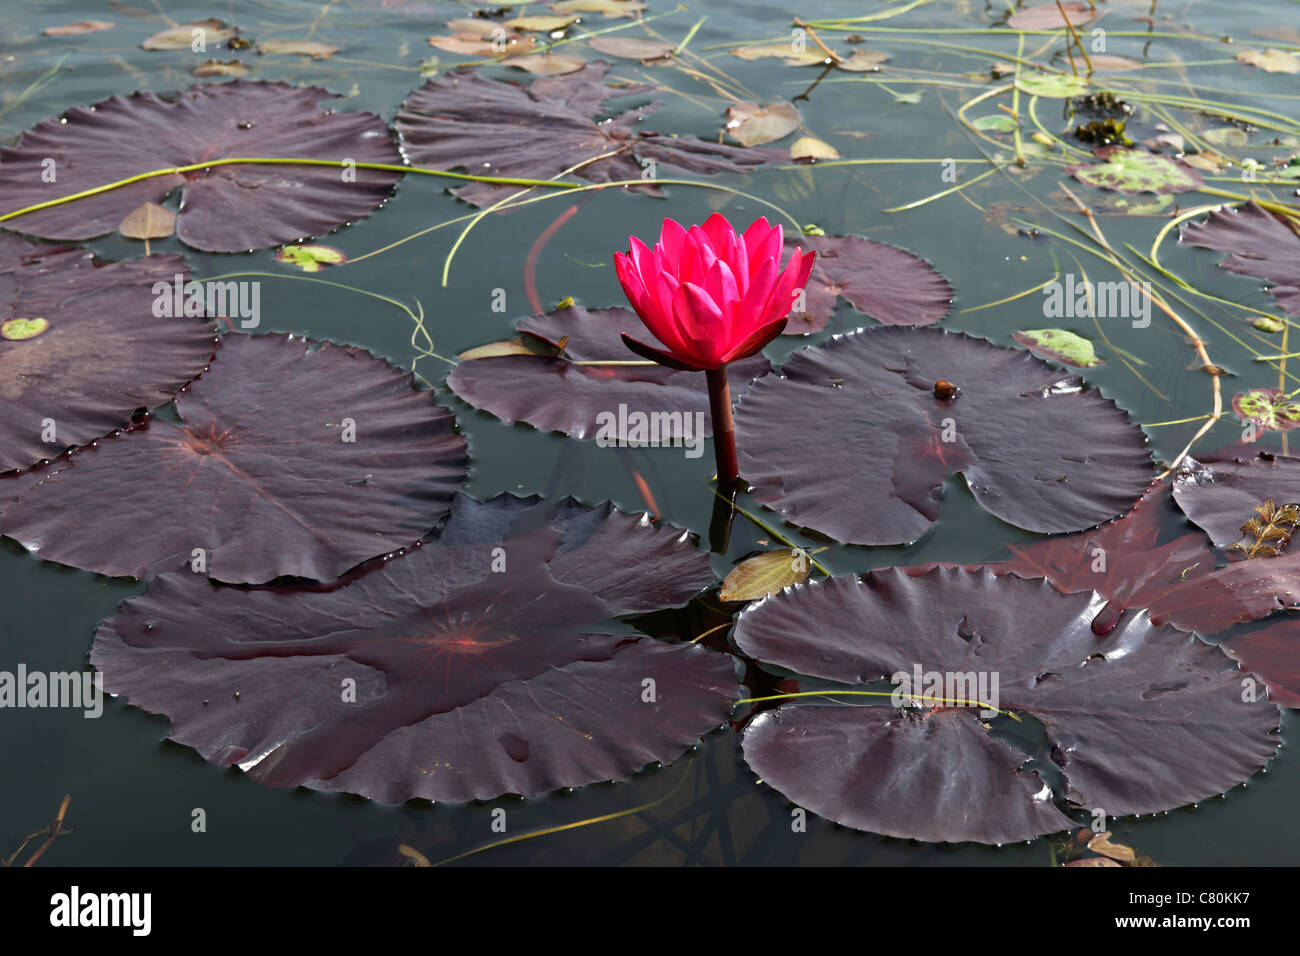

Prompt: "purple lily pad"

[733,327,1153,545]
[1180,201,1300,316]
[737,567,1280,843]
[90,492,737,803]
[783,234,953,335]
[0,332,467,583]
[996,476,1300,636]
[1223,619,1300,708]
[447,303,769,440]
[395,61,777,208]
[0,81,402,253]
[1173,453,1300,554]
[0,235,216,473]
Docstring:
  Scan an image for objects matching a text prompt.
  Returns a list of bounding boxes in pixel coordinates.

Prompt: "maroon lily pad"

[734,327,1153,545]
[1180,201,1300,317]
[0,81,402,253]
[1172,453,1300,554]
[1222,620,1300,708]
[447,303,769,440]
[783,234,953,335]
[90,492,737,803]
[395,61,777,208]
[737,567,1280,843]
[993,474,1300,637]
[0,333,467,583]
[0,235,216,473]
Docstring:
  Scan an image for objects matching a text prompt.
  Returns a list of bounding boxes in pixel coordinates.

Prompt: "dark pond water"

[2,0,1298,865]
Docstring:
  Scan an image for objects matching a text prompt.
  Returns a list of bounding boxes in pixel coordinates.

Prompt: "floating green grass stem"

[734,689,1021,720]
[1143,414,1215,428]
[441,176,801,287]
[960,267,1061,312]
[1027,95,1091,158]
[883,164,1002,212]
[1012,34,1027,165]
[0,52,71,121]
[675,17,706,55]
[0,157,585,225]
[707,485,830,577]
[428,755,699,867]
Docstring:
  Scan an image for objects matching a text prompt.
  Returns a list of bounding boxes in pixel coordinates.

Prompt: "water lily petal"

[722,317,787,363]
[620,333,709,371]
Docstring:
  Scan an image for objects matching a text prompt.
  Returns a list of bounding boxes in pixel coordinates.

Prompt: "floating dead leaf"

[719,549,812,602]
[258,40,339,58]
[1204,127,1249,147]
[430,33,537,56]
[1006,1,1095,29]
[44,20,115,36]
[836,48,889,71]
[587,37,674,61]
[397,844,431,866]
[502,52,587,75]
[1087,831,1137,864]
[118,201,176,240]
[790,135,839,161]
[458,334,566,361]
[192,59,249,77]
[507,15,577,32]
[1183,151,1228,173]
[551,0,645,16]
[1088,55,1144,73]
[725,101,800,146]
[1236,48,1300,74]
[730,43,829,67]
[142,18,236,51]
[1065,857,1122,867]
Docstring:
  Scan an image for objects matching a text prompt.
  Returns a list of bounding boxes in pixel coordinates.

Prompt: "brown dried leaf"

[44,20,115,36]
[1236,48,1300,74]
[725,101,800,146]
[719,549,812,602]
[587,37,674,61]
[118,201,176,239]
[142,18,236,51]
[257,40,340,59]
[502,52,587,75]
[1087,830,1137,864]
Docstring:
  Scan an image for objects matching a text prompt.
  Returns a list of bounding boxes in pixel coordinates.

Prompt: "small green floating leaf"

[973,114,1018,132]
[1233,387,1300,431]
[1254,316,1287,333]
[274,244,347,273]
[1012,328,1103,367]
[1066,146,1203,194]
[1,317,50,341]
[1015,72,1089,98]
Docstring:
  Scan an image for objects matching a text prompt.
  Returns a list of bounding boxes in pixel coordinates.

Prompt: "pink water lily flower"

[614,214,815,371]
[612,214,815,494]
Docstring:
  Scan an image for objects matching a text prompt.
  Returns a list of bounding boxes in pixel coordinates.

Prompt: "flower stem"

[706,366,739,493]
